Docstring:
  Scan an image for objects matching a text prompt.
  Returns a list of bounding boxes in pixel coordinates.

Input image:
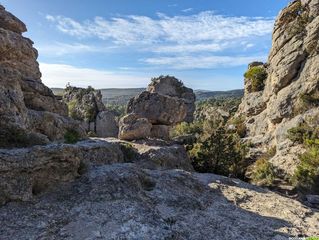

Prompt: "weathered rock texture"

[236,0,319,176]
[0,138,193,206]
[119,76,195,140]
[63,86,118,138]
[0,5,85,148]
[0,139,318,239]
[147,76,196,123]
[118,114,152,140]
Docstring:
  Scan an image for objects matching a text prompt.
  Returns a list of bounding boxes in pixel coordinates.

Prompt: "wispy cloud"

[46,12,274,46]
[181,8,193,13]
[45,11,273,69]
[40,63,150,88]
[143,55,267,70]
[37,42,115,56]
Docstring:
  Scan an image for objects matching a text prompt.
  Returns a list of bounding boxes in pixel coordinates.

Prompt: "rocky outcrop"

[0,138,193,205]
[0,142,318,238]
[236,0,319,176]
[96,110,119,137]
[118,114,152,140]
[0,5,84,148]
[127,91,188,125]
[147,76,196,122]
[119,76,195,140]
[63,86,118,137]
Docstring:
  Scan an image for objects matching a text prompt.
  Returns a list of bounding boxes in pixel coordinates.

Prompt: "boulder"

[121,76,195,141]
[118,114,152,141]
[147,76,196,122]
[96,111,119,138]
[127,91,187,125]
[150,125,170,140]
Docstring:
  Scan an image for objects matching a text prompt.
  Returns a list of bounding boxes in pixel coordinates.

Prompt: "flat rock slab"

[0,138,192,205]
[0,164,318,239]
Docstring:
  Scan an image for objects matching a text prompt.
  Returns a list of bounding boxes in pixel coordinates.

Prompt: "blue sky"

[1,0,290,90]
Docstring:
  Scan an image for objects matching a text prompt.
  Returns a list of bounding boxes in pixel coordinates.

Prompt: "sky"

[1,0,290,90]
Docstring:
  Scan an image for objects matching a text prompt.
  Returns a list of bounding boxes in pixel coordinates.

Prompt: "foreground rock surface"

[0,138,192,205]
[1,137,317,239]
[0,162,318,239]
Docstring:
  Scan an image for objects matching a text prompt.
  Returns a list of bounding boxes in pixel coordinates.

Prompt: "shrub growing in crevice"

[244,66,267,92]
[287,118,319,193]
[120,142,139,162]
[246,146,278,186]
[64,129,80,144]
[292,140,319,193]
[228,116,247,138]
[287,123,314,144]
[248,158,276,186]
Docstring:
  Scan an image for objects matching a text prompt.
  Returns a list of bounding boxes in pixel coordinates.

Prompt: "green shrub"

[287,123,314,144]
[120,142,139,162]
[306,237,319,240]
[0,126,30,148]
[292,141,319,193]
[64,129,80,144]
[170,121,203,138]
[106,104,126,118]
[248,158,276,186]
[244,66,267,92]
[229,116,247,138]
[190,127,248,178]
[84,106,96,122]
[67,100,81,120]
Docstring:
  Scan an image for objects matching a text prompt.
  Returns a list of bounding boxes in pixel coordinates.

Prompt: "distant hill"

[51,88,244,105]
[194,89,244,101]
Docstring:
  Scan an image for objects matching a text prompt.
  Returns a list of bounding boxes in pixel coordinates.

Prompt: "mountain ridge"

[51,87,244,104]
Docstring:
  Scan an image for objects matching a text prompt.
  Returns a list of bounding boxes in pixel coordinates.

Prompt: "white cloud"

[40,63,150,88]
[37,42,115,56]
[143,55,267,70]
[44,11,273,70]
[151,43,227,53]
[46,12,274,46]
[182,8,193,13]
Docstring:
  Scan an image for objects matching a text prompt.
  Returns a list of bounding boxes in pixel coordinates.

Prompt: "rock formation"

[236,0,319,177]
[119,76,196,140]
[0,138,318,238]
[147,76,196,123]
[0,3,318,239]
[0,5,85,148]
[0,138,192,206]
[63,86,118,138]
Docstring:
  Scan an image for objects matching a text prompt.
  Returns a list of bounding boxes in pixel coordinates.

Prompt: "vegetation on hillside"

[171,97,253,180]
[244,66,267,92]
[288,119,319,193]
[64,129,81,144]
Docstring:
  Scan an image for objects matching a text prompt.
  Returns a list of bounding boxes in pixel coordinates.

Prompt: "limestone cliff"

[236,0,319,176]
[0,5,85,148]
